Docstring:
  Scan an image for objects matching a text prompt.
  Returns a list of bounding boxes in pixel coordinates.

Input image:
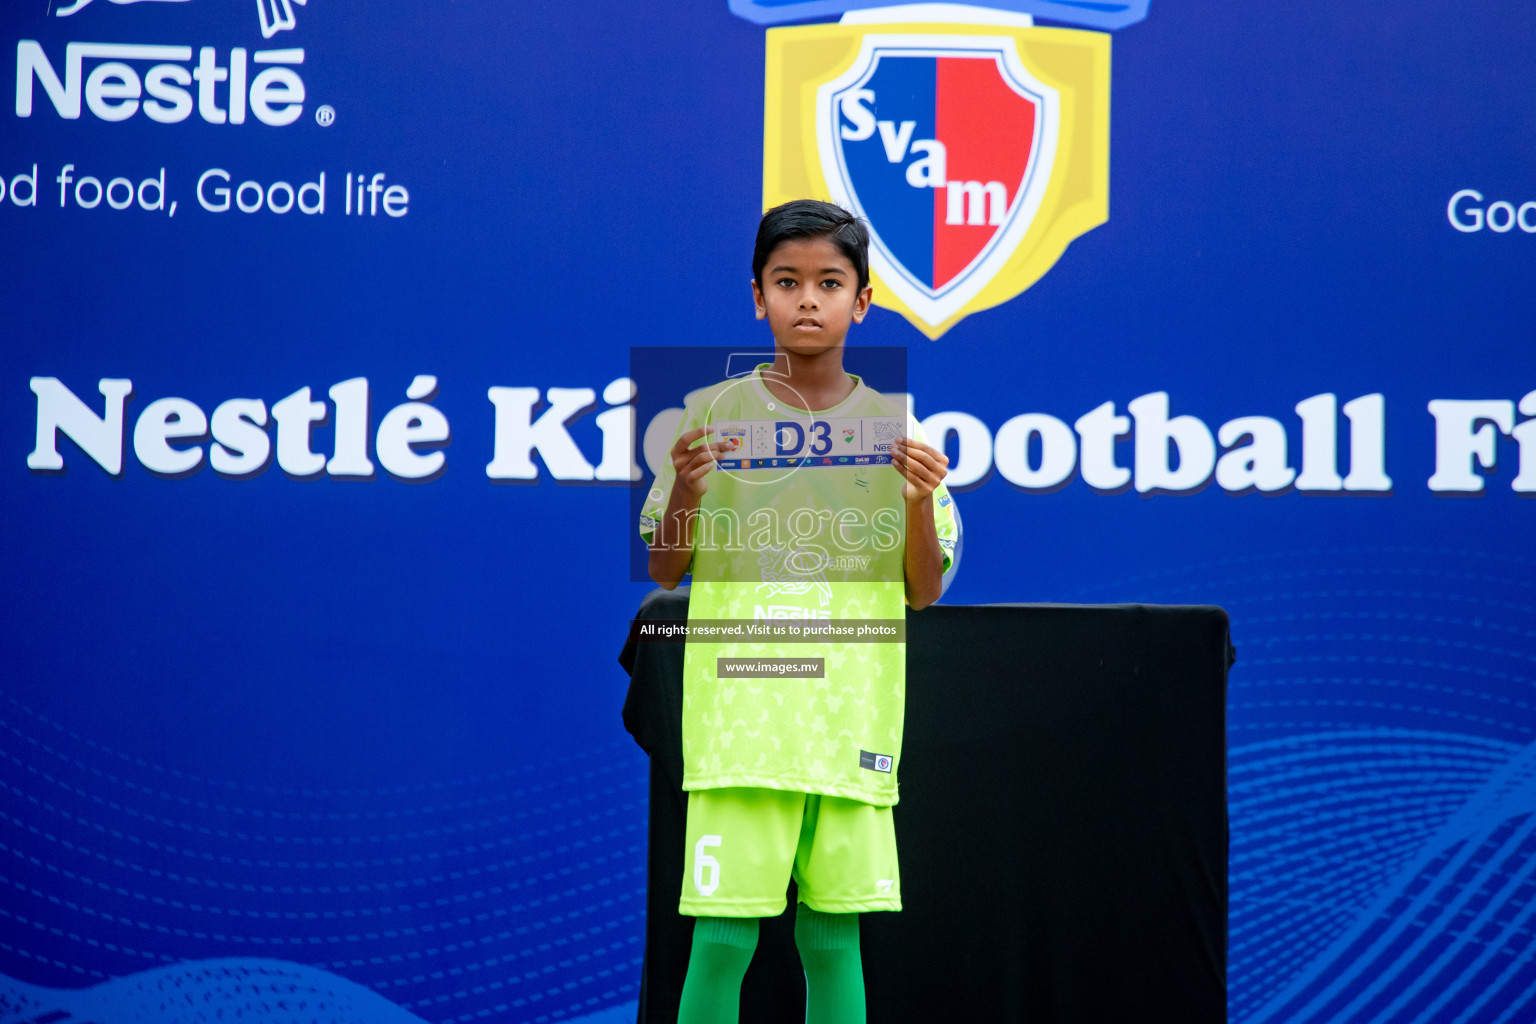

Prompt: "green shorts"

[679,786,901,917]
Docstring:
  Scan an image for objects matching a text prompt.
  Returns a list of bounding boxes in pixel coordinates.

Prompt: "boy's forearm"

[903,495,944,610]
[647,490,702,589]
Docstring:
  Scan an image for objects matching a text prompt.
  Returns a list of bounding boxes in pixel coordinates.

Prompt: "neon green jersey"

[639,365,958,805]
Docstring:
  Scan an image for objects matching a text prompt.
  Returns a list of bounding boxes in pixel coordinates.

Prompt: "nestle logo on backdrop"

[54,0,306,40]
[17,0,309,124]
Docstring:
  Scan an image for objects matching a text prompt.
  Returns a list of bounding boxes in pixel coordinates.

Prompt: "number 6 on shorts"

[693,835,722,896]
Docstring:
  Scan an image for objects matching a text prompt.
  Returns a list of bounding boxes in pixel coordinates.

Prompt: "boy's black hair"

[753,200,871,292]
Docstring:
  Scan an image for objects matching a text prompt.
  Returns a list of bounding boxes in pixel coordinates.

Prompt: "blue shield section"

[835,55,937,291]
[728,0,1151,32]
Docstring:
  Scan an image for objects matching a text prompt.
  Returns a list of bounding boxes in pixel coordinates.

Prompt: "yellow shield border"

[764,21,1110,339]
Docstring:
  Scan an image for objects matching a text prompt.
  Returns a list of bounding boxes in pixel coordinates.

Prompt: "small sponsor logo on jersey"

[875,878,895,895]
[860,750,894,773]
[939,493,952,507]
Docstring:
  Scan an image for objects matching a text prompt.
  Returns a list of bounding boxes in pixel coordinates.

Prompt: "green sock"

[794,905,866,1024]
[678,916,760,1024]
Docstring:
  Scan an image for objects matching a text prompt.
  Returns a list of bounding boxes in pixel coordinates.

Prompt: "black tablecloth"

[621,588,1230,1022]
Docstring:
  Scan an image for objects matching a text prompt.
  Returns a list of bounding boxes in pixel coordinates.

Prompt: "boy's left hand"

[892,436,949,504]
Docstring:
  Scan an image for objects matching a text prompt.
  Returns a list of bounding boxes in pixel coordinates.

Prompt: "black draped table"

[620,588,1231,1022]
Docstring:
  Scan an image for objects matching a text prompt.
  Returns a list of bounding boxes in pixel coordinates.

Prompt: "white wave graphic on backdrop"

[1233,732,1536,1024]
[0,959,636,1024]
[0,687,648,1023]
[0,960,431,1024]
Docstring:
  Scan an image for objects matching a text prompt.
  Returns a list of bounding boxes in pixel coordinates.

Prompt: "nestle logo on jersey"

[755,606,832,622]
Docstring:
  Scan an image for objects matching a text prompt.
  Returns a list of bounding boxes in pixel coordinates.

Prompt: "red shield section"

[932,57,1037,291]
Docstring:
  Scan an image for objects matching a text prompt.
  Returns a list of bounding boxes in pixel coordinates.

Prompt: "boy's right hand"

[670,425,728,499]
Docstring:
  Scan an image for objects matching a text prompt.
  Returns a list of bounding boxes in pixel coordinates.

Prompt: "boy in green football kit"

[640,201,957,1023]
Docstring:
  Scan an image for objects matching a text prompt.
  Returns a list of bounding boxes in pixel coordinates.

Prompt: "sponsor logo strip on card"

[713,417,903,469]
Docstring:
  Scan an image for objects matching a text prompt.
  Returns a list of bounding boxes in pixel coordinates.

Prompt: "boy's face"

[751,236,873,356]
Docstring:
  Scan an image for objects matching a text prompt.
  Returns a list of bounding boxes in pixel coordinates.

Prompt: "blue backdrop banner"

[2,1,1533,1021]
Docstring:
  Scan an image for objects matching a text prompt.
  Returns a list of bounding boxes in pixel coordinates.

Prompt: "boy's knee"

[694,915,761,951]
[793,905,860,956]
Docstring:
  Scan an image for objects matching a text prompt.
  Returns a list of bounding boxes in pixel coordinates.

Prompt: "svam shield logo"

[765,19,1109,339]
